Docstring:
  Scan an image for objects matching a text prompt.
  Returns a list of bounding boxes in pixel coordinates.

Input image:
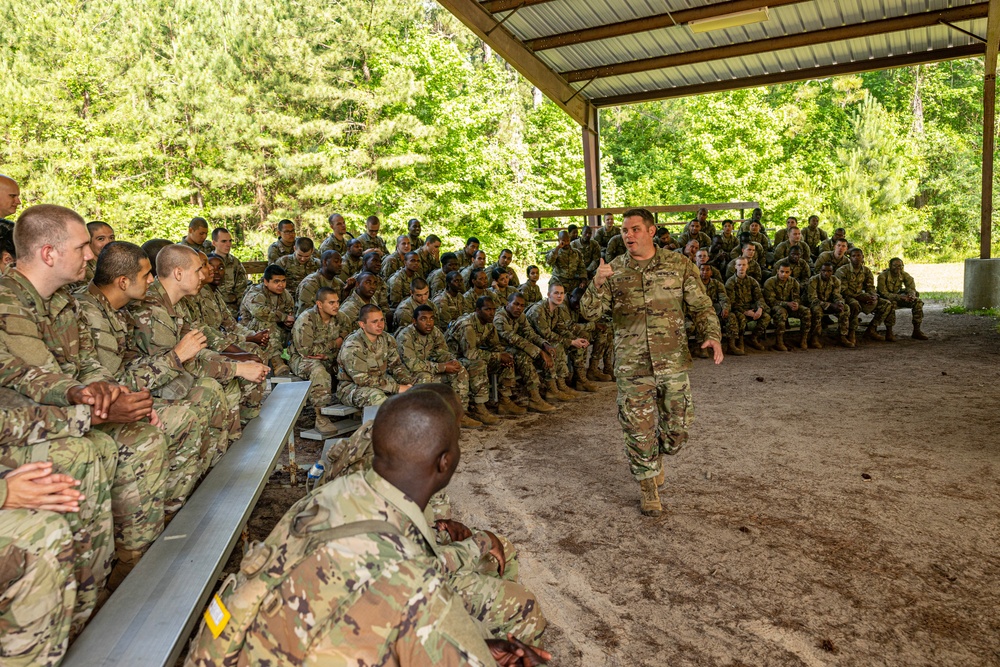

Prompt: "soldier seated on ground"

[725,257,770,353]
[239,265,296,375]
[519,265,542,305]
[290,287,348,436]
[396,305,483,428]
[837,247,891,344]
[185,387,551,667]
[266,218,297,264]
[808,261,852,348]
[336,304,414,408]
[764,262,810,352]
[274,236,320,297]
[877,257,929,341]
[681,239,699,263]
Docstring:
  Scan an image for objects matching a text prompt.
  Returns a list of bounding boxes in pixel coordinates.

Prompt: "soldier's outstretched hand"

[701,339,724,365]
[594,258,613,288]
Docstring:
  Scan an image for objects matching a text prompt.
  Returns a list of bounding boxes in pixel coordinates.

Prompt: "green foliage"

[943,305,1000,316]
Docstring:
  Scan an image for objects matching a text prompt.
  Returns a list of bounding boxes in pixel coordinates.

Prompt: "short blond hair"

[13,205,85,259]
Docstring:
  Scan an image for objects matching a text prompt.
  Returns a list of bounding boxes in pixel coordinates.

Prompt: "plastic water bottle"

[306,462,324,490]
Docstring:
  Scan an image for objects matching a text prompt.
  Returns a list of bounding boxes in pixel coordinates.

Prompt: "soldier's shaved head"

[13,204,85,259]
[93,241,148,287]
[156,244,199,278]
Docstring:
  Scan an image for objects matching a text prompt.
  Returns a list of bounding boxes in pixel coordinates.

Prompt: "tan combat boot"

[838,334,855,348]
[639,478,662,517]
[527,388,556,413]
[460,413,483,429]
[497,394,527,415]
[106,549,145,592]
[655,454,665,487]
[603,347,616,380]
[884,325,896,342]
[587,358,612,382]
[314,414,338,436]
[542,379,569,402]
[556,376,581,398]
[573,369,599,392]
[747,330,768,351]
[469,402,500,425]
[809,326,824,349]
[799,330,809,350]
[773,329,788,352]
[271,358,291,376]
[864,324,885,341]
[727,336,745,356]
[912,325,929,340]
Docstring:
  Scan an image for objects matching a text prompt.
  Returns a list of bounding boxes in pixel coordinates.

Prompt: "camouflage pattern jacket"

[336,329,414,392]
[545,245,585,287]
[525,298,583,349]
[319,232,352,256]
[445,313,505,363]
[836,263,877,299]
[876,270,920,303]
[763,277,802,309]
[356,232,388,255]
[266,239,295,264]
[274,255,320,297]
[214,252,248,310]
[494,307,548,358]
[290,307,349,369]
[296,271,346,316]
[431,291,467,332]
[726,275,765,313]
[808,275,845,308]
[396,324,458,375]
[239,283,295,333]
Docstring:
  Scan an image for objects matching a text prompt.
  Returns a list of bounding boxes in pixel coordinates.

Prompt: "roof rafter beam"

[436,0,595,129]
[527,0,809,52]
[563,2,990,83]
[481,0,555,14]
[589,43,986,106]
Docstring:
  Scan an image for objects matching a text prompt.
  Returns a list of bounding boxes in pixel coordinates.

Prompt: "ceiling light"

[688,7,770,33]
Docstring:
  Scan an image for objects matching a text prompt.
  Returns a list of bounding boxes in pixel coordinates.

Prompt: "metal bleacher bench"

[61,381,310,667]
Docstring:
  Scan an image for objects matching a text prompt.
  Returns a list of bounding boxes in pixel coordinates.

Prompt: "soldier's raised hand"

[594,258,613,288]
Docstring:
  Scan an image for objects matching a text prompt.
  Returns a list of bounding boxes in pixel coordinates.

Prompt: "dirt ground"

[239,304,1000,666]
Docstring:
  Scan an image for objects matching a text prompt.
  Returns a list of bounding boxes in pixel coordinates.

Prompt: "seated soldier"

[717,219,740,258]
[380,234,412,280]
[432,270,468,331]
[687,206,716,238]
[185,388,550,666]
[772,226,813,265]
[681,239,699,263]
[83,220,115,285]
[778,245,812,285]
[519,264,543,305]
[0,223,15,273]
[571,225,601,278]
[725,257,770,352]
[202,254,270,354]
[463,267,492,312]
[290,287,348,436]
[459,249,487,287]
[209,227,249,315]
[526,282,594,395]
[485,247,519,287]
[817,226,851,254]
[318,211,352,256]
[336,305,413,407]
[493,292,560,411]
[747,219,772,265]
[546,230,585,288]
[407,218,423,253]
[416,233,443,278]
[445,296,521,421]
[676,219,711,252]
[772,216,797,246]
[340,237,365,281]
[358,251,390,313]
[489,266,519,306]
[728,231,764,262]
[594,212,618,253]
[802,214,828,257]
[274,236,320,297]
[814,237,851,275]
[604,229,627,262]
[388,251,422,308]
[178,216,214,255]
[393,277,438,331]
[808,261,852,348]
[240,265,296,375]
[296,249,350,316]
[739,206,764,233]
[726,240,764,284]
[266,219,296,264]
[396,305,482,428]
[339,271,379,327]
[837,247,891,344]
[427,250,458,297]
[454,236,479,269]
[695,248,723,283]
[764,262,810,351]
[877,257,928,341]
[699,263,738,356]
[566,286,613,382]
[356,214,388,256]
[654,226,677,250]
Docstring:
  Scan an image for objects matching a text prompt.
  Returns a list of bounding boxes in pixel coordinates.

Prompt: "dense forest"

[0,0,995,266]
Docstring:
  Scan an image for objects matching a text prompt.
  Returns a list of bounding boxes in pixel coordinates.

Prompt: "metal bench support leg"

[288,432,297,486]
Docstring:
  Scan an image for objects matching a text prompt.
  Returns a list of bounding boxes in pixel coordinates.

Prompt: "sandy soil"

[237,305,1000,666]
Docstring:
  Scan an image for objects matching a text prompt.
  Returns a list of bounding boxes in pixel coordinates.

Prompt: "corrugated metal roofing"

[475,0,989,105]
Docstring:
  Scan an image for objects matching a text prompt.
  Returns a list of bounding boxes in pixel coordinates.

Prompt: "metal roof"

[436,0,993,122]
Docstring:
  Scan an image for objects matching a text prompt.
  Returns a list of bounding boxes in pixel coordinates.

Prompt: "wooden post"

[582,104,601,228]
[983,72,996,259]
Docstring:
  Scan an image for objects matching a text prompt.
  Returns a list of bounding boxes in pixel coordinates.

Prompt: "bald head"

[0,175,21,219]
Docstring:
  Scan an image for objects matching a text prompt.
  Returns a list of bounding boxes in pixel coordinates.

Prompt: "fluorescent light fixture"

[688,7,770,33]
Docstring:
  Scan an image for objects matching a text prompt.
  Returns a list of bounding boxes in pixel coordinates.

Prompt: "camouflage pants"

[459,356,515,404]
[885,298,924,327]
[153,400,210,510]
[336,383,396,408]
[0,510,76,666]
[506,349,542,392]
[289,358,335,410]
[591,326,613,367]
[238,377,264,424]
[544,345,569,381]
[810,304,850,335]
[412,368,470,404]
[260,325,289,362]
[0,435,115,635]
[770,305,811,333]
[845,297,891,331]
[713,309,738,339]
[616,373,692,481]
[732,310,771,339]
[93,423,168,554]
[186,377,233,466]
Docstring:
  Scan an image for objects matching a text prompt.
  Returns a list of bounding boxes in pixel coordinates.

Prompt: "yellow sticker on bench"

[204,594,231,639]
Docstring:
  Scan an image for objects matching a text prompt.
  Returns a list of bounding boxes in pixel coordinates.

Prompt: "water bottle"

[306,462,324,490]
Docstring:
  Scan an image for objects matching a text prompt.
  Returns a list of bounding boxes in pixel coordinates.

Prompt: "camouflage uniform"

[213,252,248,316]
[605,234,627,262]
[813,250,850,275]
[489,284,519,308]
[701,277,736,338]
[728,241,765,261]
[462,287,492,314]
[676,231,712,251]
[336,329,414,407]
[432,291,468,332]
[185,468,516,667]
[877,269,924,328]
[195,285,257,350]
[179,238,215,255]
[393,297,439,332]
[580,249,721,481]
[776,257,813,292]
[266,239,295,264]
[239,283,295,363]
[802,226,829,255]
[296,271,346,316]
[725,275,771,340]
[772,240,813,264]
[808,274,850,336]
[388,269,420,308]
[0,270,167,563]
[318,232,352,256]
[416,246,441,279]
[426,267,449,297]
[485,263,519,287]
[545,245,585,288]
[594,226,618,252]
[396,324,470,402]
[380,251,407,281]
[458,264,479,288]
[717,233,741,258]
[369,275,391,312]
[571,238,601,276]
[763,276,811,335]
[289,307,349,411]
[725,256,763,283]
[494,307,552,391]
[77,285,213,506]
[454,249,475,270]
[445,313,516,405]
[525,298,587,379]
[518,281,542,306]
[339,253,363,283]
[0,405,115,637]
[274,254,320,297]
[356,232,388,256]
[408,232,423,249]
[0,508,76,666]
[337,292,371,329]
[837,263,891,333]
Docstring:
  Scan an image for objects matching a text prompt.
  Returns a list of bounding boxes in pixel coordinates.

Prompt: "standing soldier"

[726,257,771,352]
[240,265,296,375]
[318,212,353,256]
[808,262,851,348]
[209,227,248,315]
[493,292,559,412]
[274,237,320,297]
[266,219,297,264]
[546,230,585,287]
[877,257,929,341]
[290,287,348,435]
[336,305,413,407]
[837,247,891,344]
[581,208,723,517]
[764,262,810,352]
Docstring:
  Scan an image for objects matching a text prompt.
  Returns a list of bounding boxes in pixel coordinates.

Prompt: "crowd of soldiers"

[0,168,931,665]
